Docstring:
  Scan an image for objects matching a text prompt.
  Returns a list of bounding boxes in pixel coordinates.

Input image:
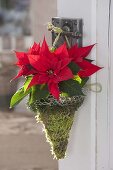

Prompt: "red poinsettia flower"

[13,43,40,80]
[28,39,73,100]
[68,44,102,77]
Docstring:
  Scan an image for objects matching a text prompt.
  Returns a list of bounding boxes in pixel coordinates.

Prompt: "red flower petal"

[28,74,39,89]
[49,57,59,70]
[12,69,24,80]
[15,52,29,65]
[48,82,60,100]
[78,44,94,58]
[55,43,69,59]
[28,42,40,55]
[56,67,73,82]
[77,60,102,77]
[68,44,78,58]
[69,44,95,62]
[29,55,50,72]
[32,42,39,50]
[28,73,49,89]
[54,58,71,74]
[40,38,52,58]
[60,58,72,70]
[38,74,49,84]
[12,66,36,80]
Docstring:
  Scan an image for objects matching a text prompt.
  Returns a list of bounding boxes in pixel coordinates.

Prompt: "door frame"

[94,0,110,170]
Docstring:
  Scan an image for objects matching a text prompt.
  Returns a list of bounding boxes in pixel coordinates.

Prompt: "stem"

[64,35,71,48]
[53,33,61,48]
[48,22,71,51]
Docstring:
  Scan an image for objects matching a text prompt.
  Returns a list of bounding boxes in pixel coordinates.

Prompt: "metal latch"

[51,17,83,48]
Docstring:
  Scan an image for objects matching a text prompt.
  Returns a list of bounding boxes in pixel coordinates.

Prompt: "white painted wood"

[57,0,92,45]
[90,0,97,170]
[109,1,113,169]
[30,0,57,43]
[57,0,94,170]
[58,0,112,170]
[96,0,110,170]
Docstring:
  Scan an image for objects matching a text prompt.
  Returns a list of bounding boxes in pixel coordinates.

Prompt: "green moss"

[29,97,84,159]
[36,106,75,159]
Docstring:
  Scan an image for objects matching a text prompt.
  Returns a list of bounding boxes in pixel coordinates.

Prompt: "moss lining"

[29,97,84,159]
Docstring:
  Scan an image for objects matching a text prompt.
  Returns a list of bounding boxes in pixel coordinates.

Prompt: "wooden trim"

[91,0,97,169]
[96,0,110,169]
[108,0,113,169]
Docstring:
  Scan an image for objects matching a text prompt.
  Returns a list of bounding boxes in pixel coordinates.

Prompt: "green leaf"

[68,62,80,75]
[10,87,31,108]
[73,75,82,84]
[81,77,89,87]
[84,58,94,62]
[24,76,32,92]
[59,79,84,97]
[60,92,68,97]
[29,85,49,105]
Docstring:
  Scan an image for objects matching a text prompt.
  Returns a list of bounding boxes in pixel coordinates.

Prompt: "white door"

[109,1,113,169]
[57,0,112,170]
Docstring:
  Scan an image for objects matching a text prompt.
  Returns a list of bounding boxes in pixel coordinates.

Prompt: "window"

[0,0,32,51]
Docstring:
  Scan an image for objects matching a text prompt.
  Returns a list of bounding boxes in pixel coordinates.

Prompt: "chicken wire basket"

[28,94,85,159]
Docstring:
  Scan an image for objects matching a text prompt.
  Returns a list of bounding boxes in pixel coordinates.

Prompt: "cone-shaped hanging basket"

[29,95,84,159]
[10,21,102,160]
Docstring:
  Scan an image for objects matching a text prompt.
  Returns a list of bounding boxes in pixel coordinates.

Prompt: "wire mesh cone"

[28,95,85,159]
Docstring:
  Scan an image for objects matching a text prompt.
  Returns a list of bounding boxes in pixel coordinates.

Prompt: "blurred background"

[0,0,58,170]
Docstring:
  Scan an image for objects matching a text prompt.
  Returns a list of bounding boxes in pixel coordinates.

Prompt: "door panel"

[109,0,113,169]
[58,0,111,170]
[57,0,93,170]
